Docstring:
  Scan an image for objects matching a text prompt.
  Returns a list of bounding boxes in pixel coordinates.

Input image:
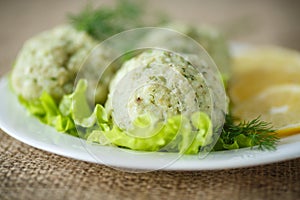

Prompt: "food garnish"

[9,1,291,154]
[215,114,278,151]
[229,47,300,137]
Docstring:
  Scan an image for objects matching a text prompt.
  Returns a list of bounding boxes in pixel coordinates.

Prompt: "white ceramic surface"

[0,76,300,171]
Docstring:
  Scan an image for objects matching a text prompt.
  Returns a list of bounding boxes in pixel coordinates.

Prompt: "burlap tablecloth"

[1,1,300,199]
[1,130,299,200]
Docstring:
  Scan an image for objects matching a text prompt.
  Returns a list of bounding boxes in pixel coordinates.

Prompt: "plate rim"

[1,76,300,171]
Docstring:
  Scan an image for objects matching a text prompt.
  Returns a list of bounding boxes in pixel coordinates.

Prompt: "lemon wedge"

[229,46,300,104]
[229,46,300,137]
[232,84,300,137]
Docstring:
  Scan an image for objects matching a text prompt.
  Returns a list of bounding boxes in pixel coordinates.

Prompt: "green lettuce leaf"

[213,133,255,151]
[59,80,108,128]
[18,79,108,137]
[184,112,213,154]
[19,92,77,136]
[87,112,213,154]
[18,79,213,154]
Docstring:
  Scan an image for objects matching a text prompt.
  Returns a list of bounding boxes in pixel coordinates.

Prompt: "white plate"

[0,76,300,171]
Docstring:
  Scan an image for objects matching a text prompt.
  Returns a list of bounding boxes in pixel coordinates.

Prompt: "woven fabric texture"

[1,1,300,199]
[1,130,299,200]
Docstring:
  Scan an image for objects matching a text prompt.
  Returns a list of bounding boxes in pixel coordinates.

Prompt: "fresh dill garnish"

[69,0,143,41]
[68,1,279,152]
[214,114,279,151]
[69,0,168,41]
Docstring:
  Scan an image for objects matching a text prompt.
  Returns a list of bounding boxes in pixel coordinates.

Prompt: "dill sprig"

[68,1,279,152]
[216,114,279,151]
[69,0,144,41]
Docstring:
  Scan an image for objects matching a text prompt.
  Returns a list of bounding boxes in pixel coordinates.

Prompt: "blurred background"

[1,0,300,75]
